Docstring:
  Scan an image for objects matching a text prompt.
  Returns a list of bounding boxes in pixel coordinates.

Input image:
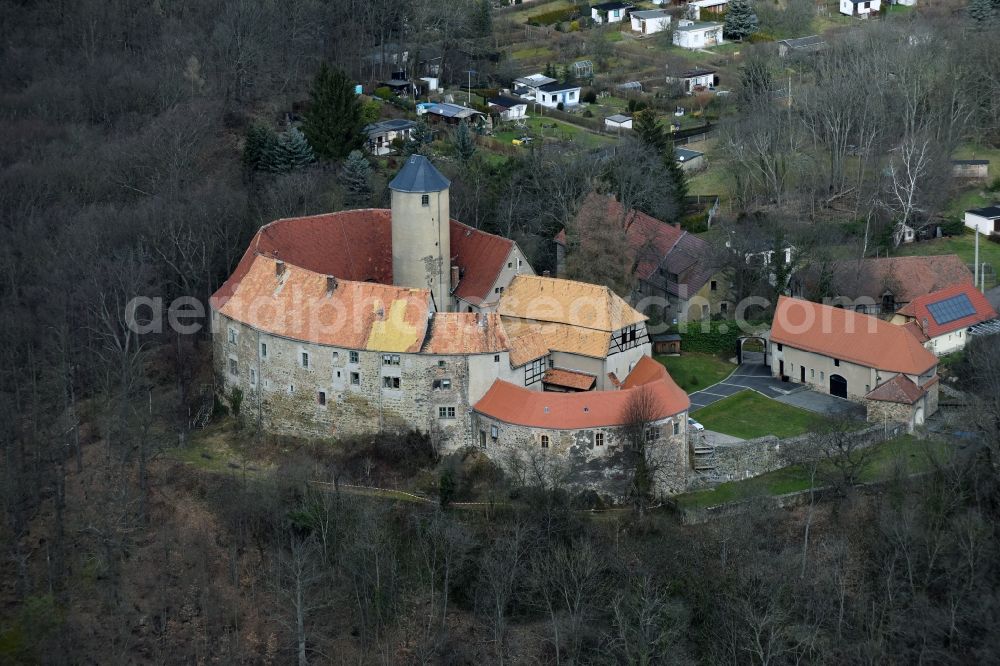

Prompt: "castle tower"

[389,155,452,310]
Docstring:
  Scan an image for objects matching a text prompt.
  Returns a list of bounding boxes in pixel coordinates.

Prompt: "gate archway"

[830,374,847,399]
[736,335,768,365]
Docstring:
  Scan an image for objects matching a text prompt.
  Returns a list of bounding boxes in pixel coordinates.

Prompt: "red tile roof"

[558,193,715,297]
[543,368,597,391]
[211,209,517,309]
[771,296,938,375]
[895,283,997,338]
[215,255,432,352]
[450,221,516,304]
[473,357,689,429]
[865,374,926,405]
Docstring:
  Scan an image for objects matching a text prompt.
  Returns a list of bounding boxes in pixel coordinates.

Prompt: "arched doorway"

[830,374,847,399]
[736,336,768,366]
[913,405,925,427]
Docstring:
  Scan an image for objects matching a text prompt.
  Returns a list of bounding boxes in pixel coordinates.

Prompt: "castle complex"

[211,156,690,492]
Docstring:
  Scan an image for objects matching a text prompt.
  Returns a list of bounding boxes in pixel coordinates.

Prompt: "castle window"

[441,378,451,389]
[645,426,660,443]
[438,360,446,368]
[494,354,500,362]
[777,343,783,351]
[301,351,309,368]
[383,354,400,366]
[491,425,499,439]
[595,432,604,447]
[811,369,815,379]
[332,351,339,362]
[421,194,429,206]
[720,302,728,314]
[508,262,513,268]
[673,421,680,435]
[820,372,825,381]
[834,359,840,367]
[260,342,267,357]
[350,372,360,385]
[318,391,326,406]
[540,435,550,448]
[710,280,718,292]
[349,351,359,363]
[438,406,455,419]
[228,358,238,376]
[382,376,401,389]
[250,369,256,385]
[228,328,237,345]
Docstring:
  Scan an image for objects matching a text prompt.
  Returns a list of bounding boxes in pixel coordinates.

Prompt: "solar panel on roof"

[926,293,976,325]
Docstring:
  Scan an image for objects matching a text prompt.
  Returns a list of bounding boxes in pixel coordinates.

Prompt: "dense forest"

[2,0,1000,663]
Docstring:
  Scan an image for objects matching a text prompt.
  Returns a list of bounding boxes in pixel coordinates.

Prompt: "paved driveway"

[688,355,797,411]
[688,353,866,421]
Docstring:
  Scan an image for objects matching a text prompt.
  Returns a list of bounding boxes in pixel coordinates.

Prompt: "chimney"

[326,275,338,293]
[275,260,286,277]
[542,270,551,277]
[451,265,460,290]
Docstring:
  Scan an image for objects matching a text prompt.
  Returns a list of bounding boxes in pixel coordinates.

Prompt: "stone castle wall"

[471,412,690,499]
[214,310,485,448]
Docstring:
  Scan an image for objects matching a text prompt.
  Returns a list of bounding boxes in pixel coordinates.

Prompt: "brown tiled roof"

[865,374,926,405]
[507,331,550,368]
[543,368,597,391]
[795,255,973,305]
[771,296,938,375]
[421,313,510,355]
[498,274,646,332]
[895,283,997,338]
[216,255,431,352]
[559,193,715,298]
[473,357,689,429]
[502,318,611,359]
[211,209,518,309]
[902,320,929,343]
[450,221,517,304]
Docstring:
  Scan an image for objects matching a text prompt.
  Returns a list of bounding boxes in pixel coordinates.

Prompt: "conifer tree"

[342,150,373,204]
[452,120,476,163]
[404,120,434,156]
[302,63,365,159]
[242,124,278,172]
[724,0,759,41]
[263,127,316,173]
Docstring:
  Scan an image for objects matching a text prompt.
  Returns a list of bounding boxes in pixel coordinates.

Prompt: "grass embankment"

[894,229,1000,276]
[676,435,952,509]
[692,390,834,439]
[656,352,734,393]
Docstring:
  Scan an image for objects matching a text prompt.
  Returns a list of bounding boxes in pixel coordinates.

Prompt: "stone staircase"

[691,435,716,471]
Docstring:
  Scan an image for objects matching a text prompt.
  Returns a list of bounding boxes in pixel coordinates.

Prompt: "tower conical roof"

[388,154,450,193]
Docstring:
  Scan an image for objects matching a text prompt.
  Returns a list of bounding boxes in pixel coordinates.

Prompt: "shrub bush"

[528,6,576,25]
[373,86,392,100]
[582,89,597,104]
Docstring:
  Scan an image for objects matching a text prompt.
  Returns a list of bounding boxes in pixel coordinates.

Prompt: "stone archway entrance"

[830,374,848,399]
[736,336,768,366]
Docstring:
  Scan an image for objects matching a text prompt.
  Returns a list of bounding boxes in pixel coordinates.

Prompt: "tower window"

[349,350,359,363]
[540,435,550,448]
[350,372,360,385]
[301,351,309,368]
[318,391,326,406]
[421,194,429,206]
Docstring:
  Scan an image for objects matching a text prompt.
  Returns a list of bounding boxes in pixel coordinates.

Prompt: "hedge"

[528,7,577,25]
[671,320,770,355]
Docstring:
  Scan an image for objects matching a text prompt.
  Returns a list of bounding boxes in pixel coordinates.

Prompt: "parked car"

[688,417,705,432]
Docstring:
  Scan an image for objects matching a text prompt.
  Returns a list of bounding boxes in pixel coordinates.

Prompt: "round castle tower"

[388,155,451,311]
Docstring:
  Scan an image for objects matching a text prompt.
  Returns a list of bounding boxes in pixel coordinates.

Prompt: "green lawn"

[493,115,614,149]
[656,352,734,392]
[676,435,952,509]
[692,390,834,439]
